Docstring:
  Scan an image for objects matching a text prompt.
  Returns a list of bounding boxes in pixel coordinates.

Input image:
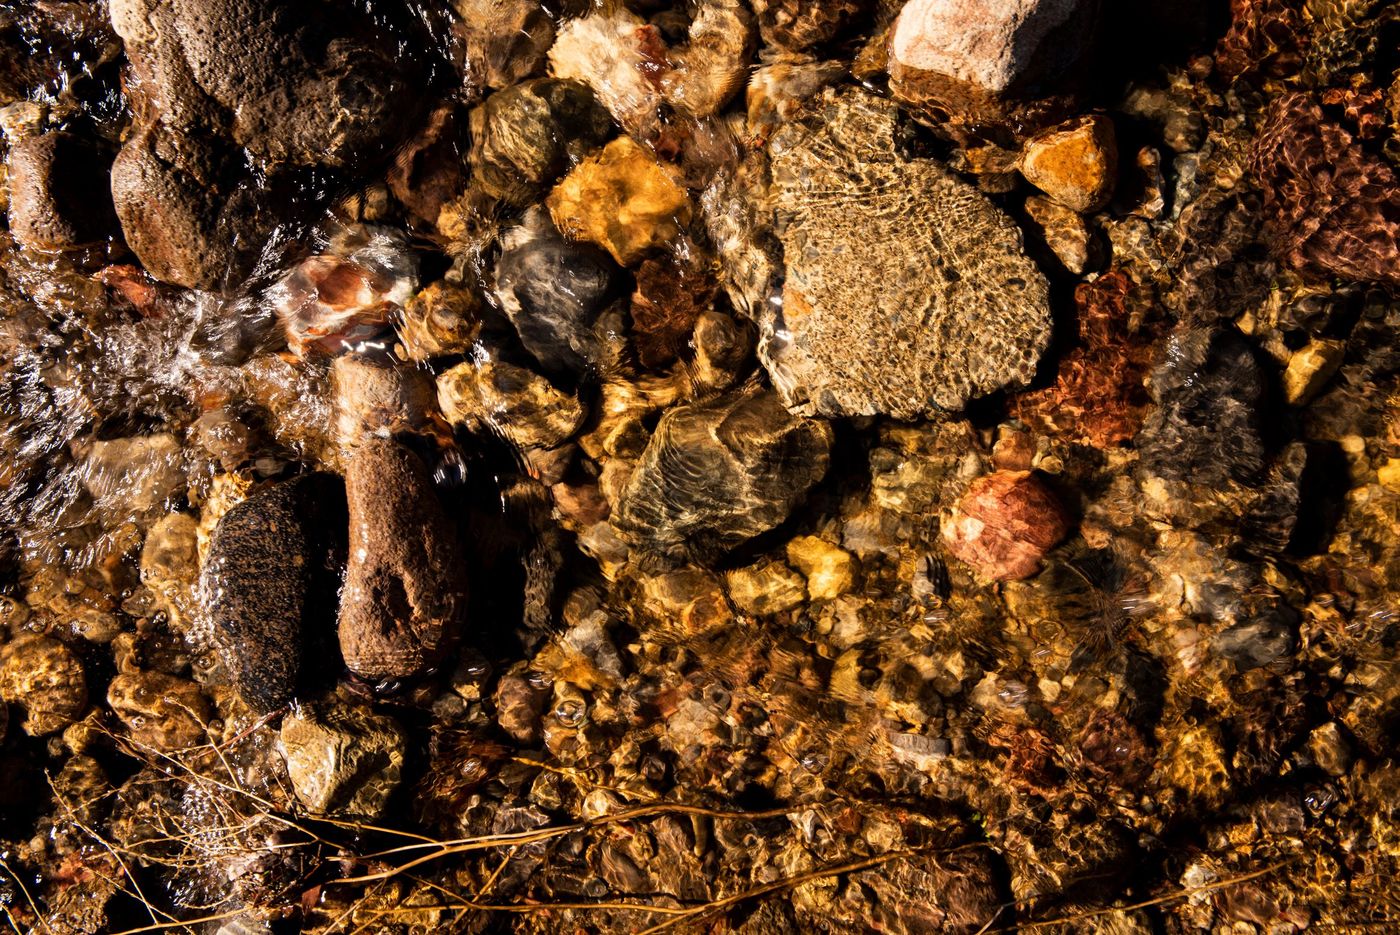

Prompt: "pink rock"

[942,471,1070,581]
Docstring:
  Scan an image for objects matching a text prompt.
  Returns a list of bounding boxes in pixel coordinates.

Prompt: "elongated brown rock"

[338,439,468,684]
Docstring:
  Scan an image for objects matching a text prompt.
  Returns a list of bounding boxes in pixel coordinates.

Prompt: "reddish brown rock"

[942,471,1069,581]
[751,0,872,52]
[1214,0,1308,81]
[1009,270,1156,448]
[1251,92,1400,287]
[630,253,718,369]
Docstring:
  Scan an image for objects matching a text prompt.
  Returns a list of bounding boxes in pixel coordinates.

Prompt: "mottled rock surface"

[338,439,469,683]
[758,87,1051,417]
[7,131,119,251]
[612,387,833,564]
[1020,114,1117,213]
[279,702,406,817]
[942,470,1069,581]
[437,359,583,451]
[200,474,348,714]
[107,671,211,751]
[0,636,87,736]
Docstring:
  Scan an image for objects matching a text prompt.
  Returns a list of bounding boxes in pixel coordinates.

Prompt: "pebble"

[785,536,857,602]
[82,433,186,521]
[469,78,613,207]
[200,474,348,714]
[1024,195,1099,274]
[107,671,211,751]
[140,512,200,630]
[611,386,833,565]
[437,358,584,452]
[639,567,736,641]
[751,0,872,51]
[494,206,621,377]
[725,560,808,616]
[456,0,554,90]
[0,636,87,736]
[1283,339,1346,406]
[338,439,469,684]
[279,703,406,818]
[397,281,482,362]
[6,131,119,252]
[942,471,1070,581]
[546,136,693,267]
[1020,115,1119,214]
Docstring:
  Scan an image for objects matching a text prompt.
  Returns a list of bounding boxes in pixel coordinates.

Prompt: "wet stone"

[6,131,119,252]
[546,135,693,267]
[397,281,482,362]
[437,359,584,452]
[338,439,469,684]
[279,702,406,818]
[0,636,87,736]
[199,474,349,714]
[785,535,857,602]
[1020,114,1119,214]
[107,671,211,751]
[724,560,808,616]
[611,386,833,566]
[751,0,873,51]
[494,206,621,377]
[753,87,1052,418]
[942,470,1070,581]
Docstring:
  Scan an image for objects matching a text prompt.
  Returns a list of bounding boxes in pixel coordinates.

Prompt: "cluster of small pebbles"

[2,0,1400,933]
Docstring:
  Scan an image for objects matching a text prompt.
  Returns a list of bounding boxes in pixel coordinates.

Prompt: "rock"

[469,78,613,207]
[745,60,847,138]
[1307,722,1352,777]
[269,225,417,359]
[388,105,469,225]
[546,136,692,267]
[630,253,719,370]
[942,471,1070,581]
[109,0,419,172]
[140,512,199,629]
[455,0,554,90]
[200,474,348,714]
[397,281,482,362]
[638,567,735,641]
[494,206,621,376]
[690,309,753,394]
[725,560,808,615]
[7,131,119,251]
[612,386,832,565]
[888,0,1100,126]
[1283,338,1345,406]
[786,536,857,601]
[1137,327,1267,490]
[1214,611,1296,670]
[279,703,406,818]
[1024,195,1099,273]
[0,636,87,735]
[754,87,1051,417]
[1251,92,1400,287]
[81,433,186,521]
[330,353,440,452]
[1020,115,1117,213]
[436,359,584,451]
[338,439,469,684]
[548,3,753,135]
[751,0,873,51]
[107,671,211,751]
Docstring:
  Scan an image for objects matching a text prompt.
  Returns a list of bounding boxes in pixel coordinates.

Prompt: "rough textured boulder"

[7,131,120,252]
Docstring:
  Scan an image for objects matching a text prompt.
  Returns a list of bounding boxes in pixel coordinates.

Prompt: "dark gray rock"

[1215,611,1297,670]
[612,386,833,565]
[470,78,613,206]
[494,206,620,376]
[7,131,120,252]
[200,474,348,714]
[338,439,469,684]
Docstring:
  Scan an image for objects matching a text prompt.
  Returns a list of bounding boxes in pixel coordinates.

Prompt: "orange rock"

[1020,115,1118,213]
[546,136,692,266]
[942,471,1069,582]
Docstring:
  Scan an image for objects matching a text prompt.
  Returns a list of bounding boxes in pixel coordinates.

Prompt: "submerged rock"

[0,636,87,736]
[455,0,554,91]
[7,131,119,252]
[469,78,613,207]
[546,135,693,267]
[437,359,584,452]
[279,702,406,818]
[397,281,482,362]
[724,560,808,616]
[889,0,1099,127]
[338,439,469,684]
[107,671,211,751]
[748,87,1051,418]
[200,474,349,714]
[942,471,1070,581]
[612,386,832,565]
[1020,114,1118,213]
[752,0,873,51]
[494,206,621,376]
